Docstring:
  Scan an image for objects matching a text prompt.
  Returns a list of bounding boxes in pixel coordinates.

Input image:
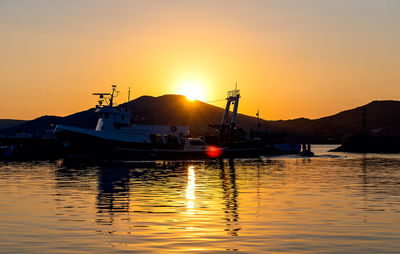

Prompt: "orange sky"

[1,0,399,120]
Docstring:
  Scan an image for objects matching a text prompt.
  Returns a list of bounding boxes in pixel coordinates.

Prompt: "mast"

[221,84,240,126]
[93,85,119,107]
[109,85,116,107]
[128,86,131,104]
[126,86,131,112]
[230,84,240,127]
[219,84,241,143]
[221,100,231,125]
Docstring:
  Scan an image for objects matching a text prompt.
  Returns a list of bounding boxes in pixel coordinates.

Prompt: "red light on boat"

[206,145,222,158]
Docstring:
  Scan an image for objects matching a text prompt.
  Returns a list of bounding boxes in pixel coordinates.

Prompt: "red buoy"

[206,145,222,158]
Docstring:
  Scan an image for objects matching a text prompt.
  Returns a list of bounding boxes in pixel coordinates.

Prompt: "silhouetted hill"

[272,100,400,142]
[0,119,27,130]
[1,96,399,143]
[0,109,97,137]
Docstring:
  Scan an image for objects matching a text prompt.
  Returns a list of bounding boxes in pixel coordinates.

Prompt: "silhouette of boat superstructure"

[54,85,294,160]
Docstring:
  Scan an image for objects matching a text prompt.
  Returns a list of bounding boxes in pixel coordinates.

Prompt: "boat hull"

[55,127,278,160]
[55,127,179,160]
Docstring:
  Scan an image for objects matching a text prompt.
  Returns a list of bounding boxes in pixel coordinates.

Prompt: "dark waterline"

[1,145,400,253]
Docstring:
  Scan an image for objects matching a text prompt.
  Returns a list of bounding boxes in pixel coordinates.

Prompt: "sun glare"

[178,80,206,101]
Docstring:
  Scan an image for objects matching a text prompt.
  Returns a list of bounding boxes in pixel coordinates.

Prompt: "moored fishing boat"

[54,85,212,159]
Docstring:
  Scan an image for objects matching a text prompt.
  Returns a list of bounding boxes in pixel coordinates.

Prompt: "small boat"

[299,144,314,157]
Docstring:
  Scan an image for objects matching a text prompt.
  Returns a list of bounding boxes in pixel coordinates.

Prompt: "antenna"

[93,85,120,107]
[126,86,131,112]
[109,85,120,107]
[93,93,110,97]
[93,92,110,106]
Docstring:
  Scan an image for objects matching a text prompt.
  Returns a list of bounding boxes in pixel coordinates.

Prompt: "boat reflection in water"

[96,167,131,226]
[219,159,240,236]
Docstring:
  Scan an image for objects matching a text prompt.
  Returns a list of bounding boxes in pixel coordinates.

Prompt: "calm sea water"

[1,145,400,253]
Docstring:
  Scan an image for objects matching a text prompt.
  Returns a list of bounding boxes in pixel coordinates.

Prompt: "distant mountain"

[273,100,400,142]
[0,119,27,130]
[1,95,399,143]
[0,109,97,137]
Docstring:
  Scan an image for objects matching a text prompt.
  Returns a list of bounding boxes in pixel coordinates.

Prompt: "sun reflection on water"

[186,165,196,212]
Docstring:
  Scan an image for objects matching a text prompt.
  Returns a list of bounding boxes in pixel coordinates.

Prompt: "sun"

[177,80,206,101]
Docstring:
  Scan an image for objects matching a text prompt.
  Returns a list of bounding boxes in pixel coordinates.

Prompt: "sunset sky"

[1,0,399,120]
